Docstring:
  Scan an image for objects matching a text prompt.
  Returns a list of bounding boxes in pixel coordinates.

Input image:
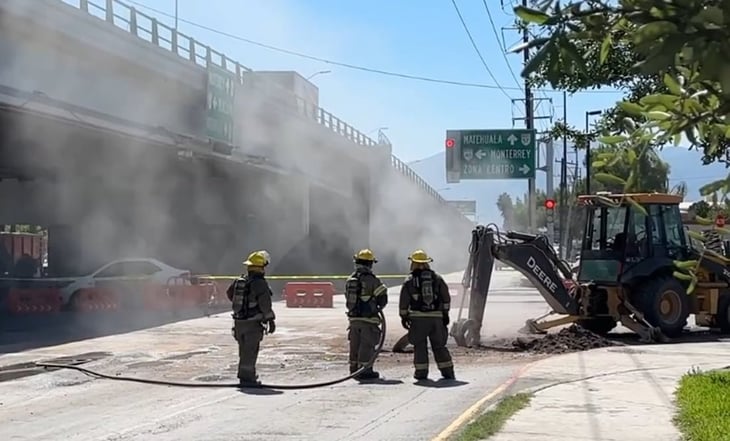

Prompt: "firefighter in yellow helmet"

[226,250,276,386]
[344,248,389,380]
[399,249,455,380]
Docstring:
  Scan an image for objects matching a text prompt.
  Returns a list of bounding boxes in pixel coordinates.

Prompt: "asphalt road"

[0,269,548,441]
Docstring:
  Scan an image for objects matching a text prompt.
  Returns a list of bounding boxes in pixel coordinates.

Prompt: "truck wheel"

[636,276,690,338]
[576,317,616,335]
[716,294,730,334]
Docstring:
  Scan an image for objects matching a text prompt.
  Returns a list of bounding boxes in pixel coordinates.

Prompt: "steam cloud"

[0,0,471,281]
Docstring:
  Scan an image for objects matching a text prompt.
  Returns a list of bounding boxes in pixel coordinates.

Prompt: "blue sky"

[126,0,623,156]
[105,0,728,196]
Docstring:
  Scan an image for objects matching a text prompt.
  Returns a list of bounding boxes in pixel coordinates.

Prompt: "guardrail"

[55,0,465,219]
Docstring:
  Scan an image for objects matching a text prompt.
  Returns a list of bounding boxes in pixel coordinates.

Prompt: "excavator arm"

[449,225,580,347]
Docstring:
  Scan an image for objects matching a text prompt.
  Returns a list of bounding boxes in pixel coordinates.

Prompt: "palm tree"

[496,193,514,230]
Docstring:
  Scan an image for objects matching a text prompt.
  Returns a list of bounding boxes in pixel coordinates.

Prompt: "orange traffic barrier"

[165,276,208,309]
[206,280,231,307]
[5,287,63,314]
[284,282,334,308]
[71,288,119,312]
[142,283,172,310]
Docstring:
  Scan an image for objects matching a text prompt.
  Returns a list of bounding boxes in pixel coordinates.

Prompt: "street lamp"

[585,109,602,194]
[306,70,331,81]
[368,126,388,135]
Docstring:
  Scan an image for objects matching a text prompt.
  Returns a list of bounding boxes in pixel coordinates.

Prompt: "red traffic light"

[544,199,556,209]
[716,214,726,227]
[445,138,455,148]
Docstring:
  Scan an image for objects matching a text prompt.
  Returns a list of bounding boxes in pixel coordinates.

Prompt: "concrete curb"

[430,359,540,441]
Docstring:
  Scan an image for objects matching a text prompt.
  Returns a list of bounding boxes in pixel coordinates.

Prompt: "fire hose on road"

[35,310,387,390]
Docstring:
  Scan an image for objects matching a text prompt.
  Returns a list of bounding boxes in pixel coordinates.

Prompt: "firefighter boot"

[357,367,380,380]
[238,374,261,387]
[440,367,455,380]
[413,369,428,380]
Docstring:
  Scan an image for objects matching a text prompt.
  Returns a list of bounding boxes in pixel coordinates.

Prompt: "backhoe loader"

[447,192,730,347]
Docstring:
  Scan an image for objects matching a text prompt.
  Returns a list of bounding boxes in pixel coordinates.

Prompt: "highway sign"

[445,129,537,181]
[446,200,477,216]
[206,65,235,144]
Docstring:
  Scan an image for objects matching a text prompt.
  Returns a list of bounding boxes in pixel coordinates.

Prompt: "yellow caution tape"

[200,274,409,280]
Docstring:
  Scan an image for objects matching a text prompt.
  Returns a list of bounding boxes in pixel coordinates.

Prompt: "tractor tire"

[716,294,730,334]
[636,276,690,338]
[576,317,617,335]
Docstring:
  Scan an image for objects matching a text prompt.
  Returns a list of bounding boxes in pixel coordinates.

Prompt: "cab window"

[662,205,686,249]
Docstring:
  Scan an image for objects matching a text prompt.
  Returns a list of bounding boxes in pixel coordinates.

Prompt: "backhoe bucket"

[518,318,548,335]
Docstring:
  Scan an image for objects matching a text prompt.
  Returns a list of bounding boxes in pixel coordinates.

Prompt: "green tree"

[496,192,515,230]
[591,143,670,192]
[513,0,730,194]
[511,190,548,231]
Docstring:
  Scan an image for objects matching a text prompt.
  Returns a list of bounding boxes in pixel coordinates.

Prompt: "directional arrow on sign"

[475,149,486,159]
[507,134,518,146]
[519,164,531,175]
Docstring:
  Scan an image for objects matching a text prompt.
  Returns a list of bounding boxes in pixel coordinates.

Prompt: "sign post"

[206,65,236,145]
[445,129,537,182]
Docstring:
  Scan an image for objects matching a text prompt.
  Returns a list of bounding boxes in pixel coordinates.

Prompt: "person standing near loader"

[399,249,455,380]
[226,250,276,386]
[345,249,389,380]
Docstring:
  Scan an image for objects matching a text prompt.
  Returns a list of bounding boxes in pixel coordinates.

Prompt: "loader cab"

[576,193,689,284]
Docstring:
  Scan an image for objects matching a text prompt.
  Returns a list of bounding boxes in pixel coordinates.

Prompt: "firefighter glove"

[265,319,276,335]
[442,312,450,327]
[401,316,411,330]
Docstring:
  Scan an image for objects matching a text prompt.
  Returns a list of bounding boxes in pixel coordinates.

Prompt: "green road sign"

[206,65,236,144]
[446,200,477,216]
[445,129,537,181]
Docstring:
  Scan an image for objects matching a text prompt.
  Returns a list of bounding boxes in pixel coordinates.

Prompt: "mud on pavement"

[510,324,618,354]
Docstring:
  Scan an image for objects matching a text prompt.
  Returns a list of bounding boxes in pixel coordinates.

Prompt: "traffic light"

[544,199,556,225]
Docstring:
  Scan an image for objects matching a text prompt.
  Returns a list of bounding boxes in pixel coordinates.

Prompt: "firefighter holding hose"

[345,249,389,380]
[227,250,276,386]
[399,249,455,381]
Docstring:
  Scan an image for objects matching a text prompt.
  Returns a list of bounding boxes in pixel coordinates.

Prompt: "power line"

[449,0,514,101]
[126,0,621,95]
[481,0,521,88]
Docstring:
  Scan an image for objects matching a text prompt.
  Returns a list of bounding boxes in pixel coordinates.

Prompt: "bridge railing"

[59,0,467,220]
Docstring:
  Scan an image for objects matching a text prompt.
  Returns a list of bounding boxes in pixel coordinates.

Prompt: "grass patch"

[456,393,532,441]
[674,368,730,441]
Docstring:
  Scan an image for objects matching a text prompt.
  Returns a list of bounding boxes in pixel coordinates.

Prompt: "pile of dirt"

[512,324,618,354]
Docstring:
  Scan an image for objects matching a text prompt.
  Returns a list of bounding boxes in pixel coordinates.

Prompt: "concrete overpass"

[0,0,473,277]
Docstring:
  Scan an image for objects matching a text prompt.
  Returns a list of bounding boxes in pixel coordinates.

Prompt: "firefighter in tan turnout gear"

[345,249,389,380]
[226,250,276,386]
[399,249,455,380]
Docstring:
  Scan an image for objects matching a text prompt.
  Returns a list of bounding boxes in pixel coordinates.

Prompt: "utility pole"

[523,0,535,233]
[545,136,555,244]
[559,91,568,259]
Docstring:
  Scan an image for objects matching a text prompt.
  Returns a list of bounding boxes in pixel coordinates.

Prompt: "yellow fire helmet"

[354,248,377,263]
[259,250,271,265]
[408,249,433,263]
[243,251,268,267]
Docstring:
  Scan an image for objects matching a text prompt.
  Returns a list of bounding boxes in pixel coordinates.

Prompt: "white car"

[59,258,191,306]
